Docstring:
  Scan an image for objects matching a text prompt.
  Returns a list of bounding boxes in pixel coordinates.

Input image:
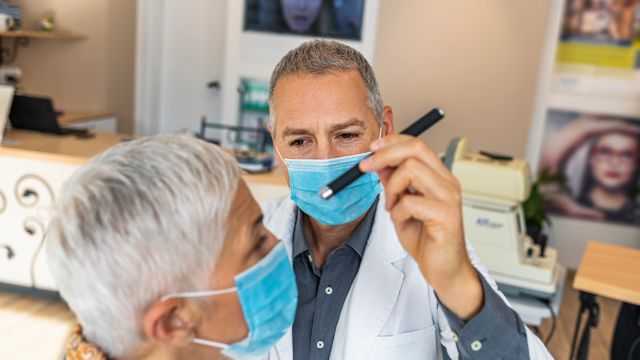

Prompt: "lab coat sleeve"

[437,241,554,359]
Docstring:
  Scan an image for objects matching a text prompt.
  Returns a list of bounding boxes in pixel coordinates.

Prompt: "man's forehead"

[273,70,366,101]
[271,71,372,131]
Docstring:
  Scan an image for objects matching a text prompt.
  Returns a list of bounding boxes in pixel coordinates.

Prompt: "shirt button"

[325,286,333,295]
[451,332,459,342]
[470,340,482,351]
[316,340,325,349]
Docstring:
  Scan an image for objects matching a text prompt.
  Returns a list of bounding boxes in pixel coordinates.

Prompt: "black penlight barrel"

[332,165,364,193]
[320,108,445,200]
[400,108,445,136]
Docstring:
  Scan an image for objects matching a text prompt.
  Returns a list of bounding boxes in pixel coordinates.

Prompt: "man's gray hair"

[45,135,240,358]
[268,39,384,127]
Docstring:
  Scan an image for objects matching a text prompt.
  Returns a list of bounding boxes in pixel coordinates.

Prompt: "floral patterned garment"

[62,325,109,360]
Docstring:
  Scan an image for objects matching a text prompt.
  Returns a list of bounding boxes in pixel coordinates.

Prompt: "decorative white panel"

[0,155,80,291]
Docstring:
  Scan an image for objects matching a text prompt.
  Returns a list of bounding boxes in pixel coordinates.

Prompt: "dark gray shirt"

[291,198,378,360]
[290,197,531,360]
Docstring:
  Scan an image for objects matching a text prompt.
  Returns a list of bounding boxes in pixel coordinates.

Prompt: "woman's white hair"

[45,134,240,358]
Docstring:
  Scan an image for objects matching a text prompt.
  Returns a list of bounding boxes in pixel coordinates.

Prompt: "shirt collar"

[292,197,379,259]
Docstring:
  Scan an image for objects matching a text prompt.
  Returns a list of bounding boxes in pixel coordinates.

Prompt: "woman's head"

[588,131,640,192]
[46,135,280,358]
[280,0,323,32]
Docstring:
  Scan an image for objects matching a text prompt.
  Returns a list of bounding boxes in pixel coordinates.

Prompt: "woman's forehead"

[597,132,639,148]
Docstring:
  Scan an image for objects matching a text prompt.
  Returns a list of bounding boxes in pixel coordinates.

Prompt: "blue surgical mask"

[278,150,382,226]
[161,242,297,360]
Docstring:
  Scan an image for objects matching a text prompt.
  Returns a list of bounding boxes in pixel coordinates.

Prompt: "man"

[46,135,297,360]
[262,40,552,359]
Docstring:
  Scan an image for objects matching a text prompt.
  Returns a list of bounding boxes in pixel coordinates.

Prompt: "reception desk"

[0,129,288,291]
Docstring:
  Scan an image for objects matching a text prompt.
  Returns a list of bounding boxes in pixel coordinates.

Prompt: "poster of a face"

[538,110,640,225]
[561,0,640,45]
[244,0,365,40]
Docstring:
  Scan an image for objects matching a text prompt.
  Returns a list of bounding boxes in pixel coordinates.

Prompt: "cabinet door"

[0,155,79,291]
[151,0,227,134]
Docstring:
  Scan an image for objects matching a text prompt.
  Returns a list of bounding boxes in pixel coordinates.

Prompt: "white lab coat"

[261,195,553,360]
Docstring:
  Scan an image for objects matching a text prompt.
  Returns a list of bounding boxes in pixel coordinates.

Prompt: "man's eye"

[290,139,308,147]
[338,133,359,141]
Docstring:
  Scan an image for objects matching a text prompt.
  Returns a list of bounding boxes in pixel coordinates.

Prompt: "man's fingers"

[389,194,442,230]
[384,158,451,209]
[361,134,451,177]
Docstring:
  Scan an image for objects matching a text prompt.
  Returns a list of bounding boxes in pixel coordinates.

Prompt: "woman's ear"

[142,298,195,347]
[382,105,394,135]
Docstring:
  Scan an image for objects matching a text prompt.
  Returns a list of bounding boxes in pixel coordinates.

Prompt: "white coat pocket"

[367,325,437,359]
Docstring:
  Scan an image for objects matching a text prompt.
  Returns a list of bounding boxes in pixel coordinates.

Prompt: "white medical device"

[444,137,559,297]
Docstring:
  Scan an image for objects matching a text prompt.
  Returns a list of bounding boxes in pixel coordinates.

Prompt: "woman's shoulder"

[62,325,109,360]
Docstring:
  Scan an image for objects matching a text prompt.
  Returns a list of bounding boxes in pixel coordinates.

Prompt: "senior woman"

[46,135,297,359]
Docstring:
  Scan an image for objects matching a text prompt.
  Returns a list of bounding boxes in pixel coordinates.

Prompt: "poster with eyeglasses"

[243,0,365,40]
[538,109,640,226]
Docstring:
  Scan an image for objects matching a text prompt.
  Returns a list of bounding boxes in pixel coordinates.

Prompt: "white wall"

[373,0,640,269]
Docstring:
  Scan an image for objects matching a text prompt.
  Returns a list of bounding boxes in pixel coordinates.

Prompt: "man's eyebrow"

[282,127,312,138]
[281,118,366,138]
[328,118,366,133]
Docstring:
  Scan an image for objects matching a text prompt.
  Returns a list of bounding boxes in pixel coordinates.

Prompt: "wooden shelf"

[0,30,86,40]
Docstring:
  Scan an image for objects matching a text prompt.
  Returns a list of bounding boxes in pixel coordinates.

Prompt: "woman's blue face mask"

[276,128,383,226]
[161,242,297,359]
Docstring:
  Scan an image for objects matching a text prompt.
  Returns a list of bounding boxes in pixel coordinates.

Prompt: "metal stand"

[198,117,269,152]
[569,291,599,360]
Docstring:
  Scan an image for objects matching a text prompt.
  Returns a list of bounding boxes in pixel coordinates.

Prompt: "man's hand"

[360,134,483,320]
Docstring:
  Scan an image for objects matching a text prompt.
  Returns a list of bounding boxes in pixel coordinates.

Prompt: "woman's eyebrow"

[245,214,266,261]
[253,215,264,230]
[250,215,264,240]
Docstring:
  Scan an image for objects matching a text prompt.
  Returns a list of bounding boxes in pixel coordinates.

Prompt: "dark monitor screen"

[244,0,365,41]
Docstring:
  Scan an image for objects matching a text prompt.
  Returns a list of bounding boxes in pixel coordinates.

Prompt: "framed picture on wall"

[537,109,640,226]
[243,0,365,40]
[557,0,640,68]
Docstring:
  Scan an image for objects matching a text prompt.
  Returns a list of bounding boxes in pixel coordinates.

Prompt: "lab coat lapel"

[263,197,297,259]
[333,196,408,360]
[263,197,297,360]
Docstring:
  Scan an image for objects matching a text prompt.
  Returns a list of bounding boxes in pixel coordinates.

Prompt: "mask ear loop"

[159,287,238,350]
[193,338,230,350]
[274,143,285,163]
[160,287,237,302]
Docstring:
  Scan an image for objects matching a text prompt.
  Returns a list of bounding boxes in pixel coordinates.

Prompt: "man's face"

[196,180,279,346]
[271,70,389,184]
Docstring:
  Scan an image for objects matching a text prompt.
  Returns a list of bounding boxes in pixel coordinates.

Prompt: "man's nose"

[315,142,341,160]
